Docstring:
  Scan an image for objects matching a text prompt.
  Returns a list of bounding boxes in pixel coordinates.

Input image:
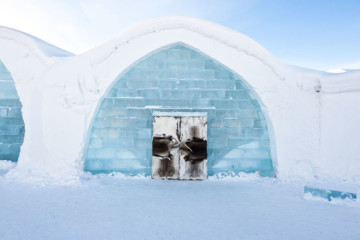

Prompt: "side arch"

[84,43,275,177]
[0,60,25,162]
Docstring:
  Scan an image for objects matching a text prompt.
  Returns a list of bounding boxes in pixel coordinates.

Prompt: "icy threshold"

[0,175,359,240]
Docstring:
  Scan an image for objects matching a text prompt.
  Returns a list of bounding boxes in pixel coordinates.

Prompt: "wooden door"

[152,116,207,180]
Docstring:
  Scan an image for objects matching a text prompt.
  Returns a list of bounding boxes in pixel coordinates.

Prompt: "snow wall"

[0,16,359,183]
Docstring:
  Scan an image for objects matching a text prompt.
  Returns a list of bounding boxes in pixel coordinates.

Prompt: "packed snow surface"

[0,174,359,240]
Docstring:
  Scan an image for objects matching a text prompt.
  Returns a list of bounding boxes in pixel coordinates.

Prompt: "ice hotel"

[0,17,359,181]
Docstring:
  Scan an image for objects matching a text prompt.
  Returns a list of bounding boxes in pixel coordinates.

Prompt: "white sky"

[1,0,359,70]
[1,0,244,54]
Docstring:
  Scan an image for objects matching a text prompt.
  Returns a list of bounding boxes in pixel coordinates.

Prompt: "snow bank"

[0,16,359,184]
[0,160,16,170]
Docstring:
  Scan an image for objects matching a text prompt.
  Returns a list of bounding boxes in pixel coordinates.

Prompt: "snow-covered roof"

[2,16,358,93]
[94,16,275,60]
[0,25,73,58]
[322,69,360,93]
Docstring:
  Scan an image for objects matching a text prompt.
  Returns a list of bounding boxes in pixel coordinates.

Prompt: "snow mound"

[0,160,16,170]
[0,161,16,177]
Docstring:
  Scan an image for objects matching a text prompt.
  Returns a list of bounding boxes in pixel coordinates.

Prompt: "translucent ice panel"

[84,43,274,177]
[0,61,25,162]
[304,186,357,201]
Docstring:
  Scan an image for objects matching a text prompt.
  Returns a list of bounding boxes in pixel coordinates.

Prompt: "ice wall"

[84,44,273,177]
[0,60,25,162]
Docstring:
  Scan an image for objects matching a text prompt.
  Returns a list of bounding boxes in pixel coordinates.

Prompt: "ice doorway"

[84,43,274,177]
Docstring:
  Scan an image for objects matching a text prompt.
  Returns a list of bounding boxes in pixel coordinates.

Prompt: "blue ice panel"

[84,43,274,176]
[0,61,25,162]
[304,186,357,201]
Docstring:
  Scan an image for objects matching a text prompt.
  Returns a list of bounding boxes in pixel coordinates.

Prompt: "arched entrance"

[84,43,274,177]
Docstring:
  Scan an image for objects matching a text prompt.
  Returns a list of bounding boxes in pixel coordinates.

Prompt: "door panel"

[179,117,207,180]
[152,116,180,179]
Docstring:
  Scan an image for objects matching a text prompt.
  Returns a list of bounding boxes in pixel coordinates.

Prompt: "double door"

[152,116,207,180]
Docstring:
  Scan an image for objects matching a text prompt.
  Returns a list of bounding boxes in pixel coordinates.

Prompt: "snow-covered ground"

[1,170,359,240]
